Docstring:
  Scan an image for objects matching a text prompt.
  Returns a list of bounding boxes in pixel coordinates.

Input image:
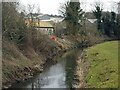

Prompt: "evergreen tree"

[102,12,119,38]
[93,4,102,31]
[63,0,84,35]
[102,13,111,36]
[110,12,117,36]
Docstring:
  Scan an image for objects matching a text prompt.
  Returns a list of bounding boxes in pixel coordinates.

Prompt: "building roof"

[87,19,97,23]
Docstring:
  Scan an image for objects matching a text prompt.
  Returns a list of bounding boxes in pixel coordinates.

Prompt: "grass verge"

[85,41,118,88]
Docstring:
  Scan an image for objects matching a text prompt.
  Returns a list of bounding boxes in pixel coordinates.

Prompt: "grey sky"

[20,0,120,15]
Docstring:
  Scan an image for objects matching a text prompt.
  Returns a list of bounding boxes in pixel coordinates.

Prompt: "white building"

[35,21,54,35]
[50,17,64,23]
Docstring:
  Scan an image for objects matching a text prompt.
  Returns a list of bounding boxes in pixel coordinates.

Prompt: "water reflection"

[65,50,78,88]
[9,49,79,89]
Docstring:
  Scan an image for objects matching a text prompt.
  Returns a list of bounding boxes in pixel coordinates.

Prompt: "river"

[9,49,81,89]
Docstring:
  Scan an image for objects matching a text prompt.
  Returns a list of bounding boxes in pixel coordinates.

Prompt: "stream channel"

[9,49,82,89]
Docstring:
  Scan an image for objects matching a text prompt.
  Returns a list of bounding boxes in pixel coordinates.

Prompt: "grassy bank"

[85,41,118,88]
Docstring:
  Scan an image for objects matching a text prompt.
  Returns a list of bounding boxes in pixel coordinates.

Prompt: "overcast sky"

[20,0,120,15]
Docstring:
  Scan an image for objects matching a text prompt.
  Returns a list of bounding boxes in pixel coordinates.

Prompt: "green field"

[85,41,118,88]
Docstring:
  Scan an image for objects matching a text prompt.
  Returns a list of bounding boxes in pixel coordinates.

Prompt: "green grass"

[85,41,118,88]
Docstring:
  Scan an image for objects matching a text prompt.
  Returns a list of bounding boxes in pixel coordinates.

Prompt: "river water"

[9,49,80,89]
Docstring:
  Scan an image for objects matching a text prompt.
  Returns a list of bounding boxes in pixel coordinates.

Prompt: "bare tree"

[118,2,120,14]
[27,4,35,27]
[2,2,27,43]
[26,4,41,27]
[37,4,40,14]
[27,4,35,14]
[36,4,41,25]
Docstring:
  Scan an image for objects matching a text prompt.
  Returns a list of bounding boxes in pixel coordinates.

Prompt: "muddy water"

[9,49,81,89]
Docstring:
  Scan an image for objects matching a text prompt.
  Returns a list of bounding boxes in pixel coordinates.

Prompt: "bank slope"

[85,41,118,88]
[2,35,77,89]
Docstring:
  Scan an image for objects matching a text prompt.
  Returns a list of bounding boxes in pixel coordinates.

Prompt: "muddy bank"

[72,40,106,88]
[72,50,90,88]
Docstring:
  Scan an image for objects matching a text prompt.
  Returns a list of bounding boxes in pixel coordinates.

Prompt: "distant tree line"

[93,3,120,39]
[60,0,120,39]
[102,12,120,38]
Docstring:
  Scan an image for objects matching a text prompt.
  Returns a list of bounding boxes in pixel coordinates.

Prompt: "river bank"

[73,41,119,88]
[2,49,69,89]
[72,49,89,88]
[3,49,67,89]
[2,34,109,89]
[2,36,75,89]
[7,49,79,89]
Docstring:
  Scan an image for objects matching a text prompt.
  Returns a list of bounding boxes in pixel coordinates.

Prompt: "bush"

[2,2,27,44]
